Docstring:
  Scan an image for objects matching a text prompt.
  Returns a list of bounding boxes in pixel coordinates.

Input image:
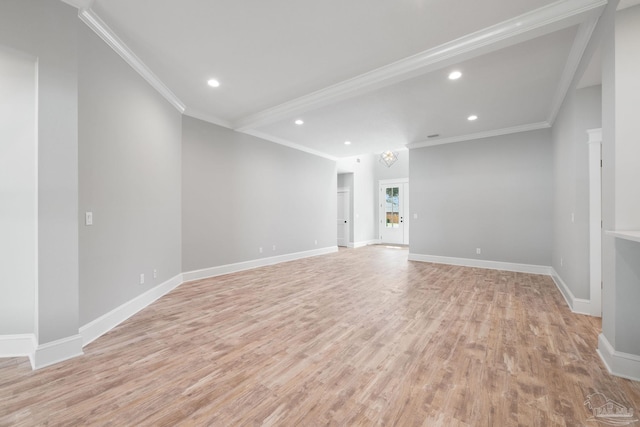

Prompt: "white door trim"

[379,178,409,185]
[587,128,602,317]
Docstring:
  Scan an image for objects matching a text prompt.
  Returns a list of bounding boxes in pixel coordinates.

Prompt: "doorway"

[337,189,350,247]
[379,180,409,245]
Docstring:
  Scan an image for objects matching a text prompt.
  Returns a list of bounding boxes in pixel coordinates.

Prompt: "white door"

[337,190,350,247]
[379,181,409,245]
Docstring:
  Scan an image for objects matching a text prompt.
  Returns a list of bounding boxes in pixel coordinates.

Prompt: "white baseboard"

[597,333,640,382]
[79,247,338,360]
[549,268,592,315]
[31,334,83,370]
[80,273,184,347]
[408,253,552,275]
[0,334,36,359]
[348,240,381,249]
[407,254,595,316]
[182,246,338,282]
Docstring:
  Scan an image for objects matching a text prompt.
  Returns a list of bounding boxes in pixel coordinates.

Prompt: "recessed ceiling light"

[448,71,462,80]
[344,141,351,145]
[207,79,220,88]
[295,119,304,125]
[467,115,478,121]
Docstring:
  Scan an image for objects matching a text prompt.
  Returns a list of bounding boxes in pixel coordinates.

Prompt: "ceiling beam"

[233,0,607,132]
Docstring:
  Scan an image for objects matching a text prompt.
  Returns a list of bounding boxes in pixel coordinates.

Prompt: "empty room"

[1,0,640,425]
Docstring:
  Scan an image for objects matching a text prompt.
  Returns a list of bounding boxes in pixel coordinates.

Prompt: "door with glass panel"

[379,181,409,245]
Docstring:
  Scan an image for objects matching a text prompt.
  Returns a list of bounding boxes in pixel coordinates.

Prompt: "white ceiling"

[68,0,609,159]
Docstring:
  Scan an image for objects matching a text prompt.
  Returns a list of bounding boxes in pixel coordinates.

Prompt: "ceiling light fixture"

[344,141,351,145]
[467,115,478,121]
[207,79,220,88]
[379,151,398,168]
[295,119,304,125]
[448,70,462,80]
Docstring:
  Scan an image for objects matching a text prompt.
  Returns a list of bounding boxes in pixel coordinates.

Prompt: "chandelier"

[379,150,398,167]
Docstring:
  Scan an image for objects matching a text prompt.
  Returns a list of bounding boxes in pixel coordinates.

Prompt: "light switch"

[413,213,418,219]
[85,211,93,226]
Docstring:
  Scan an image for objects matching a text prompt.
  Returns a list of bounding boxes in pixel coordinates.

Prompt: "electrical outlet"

[153,269,157,279]
[314,240,318,245]
[139,273,145,284]
[476,248,481,255]
[560,257,563,267]
[259,247,263,253]
[272,245,276,251]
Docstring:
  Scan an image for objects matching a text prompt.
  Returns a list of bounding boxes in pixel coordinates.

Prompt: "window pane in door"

[385,187,399,228]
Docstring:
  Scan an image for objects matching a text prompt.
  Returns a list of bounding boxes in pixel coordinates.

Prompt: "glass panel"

[385,187,400,228]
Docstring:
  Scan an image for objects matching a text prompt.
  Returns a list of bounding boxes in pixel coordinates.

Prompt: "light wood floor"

[1,246,639,426]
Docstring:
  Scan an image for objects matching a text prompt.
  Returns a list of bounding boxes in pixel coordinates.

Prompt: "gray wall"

[182,116,336,272]
[603,4,640,356]
[613,4,640,356]
[0,0,79,344]
[551,85,602,299]
[614,5,640,231]
[409,129,553,266]
[78,25,183,325]
[0,47,37,335]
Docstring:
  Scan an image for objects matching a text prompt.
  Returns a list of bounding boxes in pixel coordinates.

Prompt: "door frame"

[379,178,409,245]
[587,128,602,317]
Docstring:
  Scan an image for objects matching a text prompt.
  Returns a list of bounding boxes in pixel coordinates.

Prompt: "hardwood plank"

[0,246,638,426]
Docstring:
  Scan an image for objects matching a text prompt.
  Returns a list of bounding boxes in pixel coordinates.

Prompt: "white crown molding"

[183,108,233,130]
[407,121,551,149]
[547,16,600,125]
[78,9,186,113]
[241,130,338,161]
[60,0,94,10]
[234,0,607,131]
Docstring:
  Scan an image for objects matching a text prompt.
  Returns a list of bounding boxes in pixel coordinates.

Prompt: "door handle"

[344,220,347,223]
